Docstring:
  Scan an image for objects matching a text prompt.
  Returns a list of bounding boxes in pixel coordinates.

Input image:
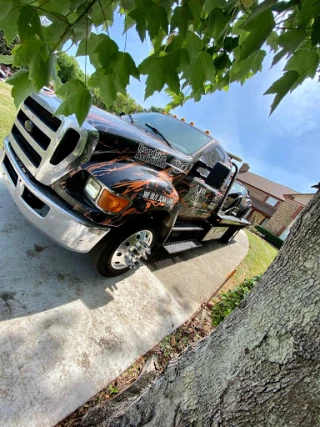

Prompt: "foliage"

[211,276,260,327]
[107,384,119,395]
[0,1,319,124]
[107,92,144,115]
[0,81,16,149]
[255,225,284,249]
[144,105,166,113]
[0,30,19,56]
[56,52,84,84]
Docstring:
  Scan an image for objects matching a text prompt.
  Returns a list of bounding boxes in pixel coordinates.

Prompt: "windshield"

[128,113,212,155]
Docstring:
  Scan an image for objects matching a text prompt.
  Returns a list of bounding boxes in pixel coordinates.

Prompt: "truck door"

[178,144,229,220]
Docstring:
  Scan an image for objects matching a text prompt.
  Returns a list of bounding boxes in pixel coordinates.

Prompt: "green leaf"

[88,52,139,104]
[243,0,278,26]
[266,31,278,52]
[170,4,193,37]
[15,6,52,90]
[151,29,167,51]
[271,29,307,67]
[129,0,168,41]
[224,36,239,52]
[231,50,266,83]
[185,31,202,60]
[90,1,116,27]
[18,5,44,44]
[311,16,320,46]
[77,34,119,68]
[95,36,120,68]
[44,0,71,16]
[89,68,117,106]
[296,0,320,26]
[203,8,231,40]
[183,52,215,92]
[108,384,119,395]
[264,70,299,114]
[44,21,70,50]
[213,53,232,71]
[203,0,227,14]
[239,10,274,61]
[0,0,20,44]
[105,52,139,83]
[13,41,51,90]
[284,48,319,89]
[55,79,91,125]
[71,16,93,44]
[188,0,202,30]
[6,70,36,108]
[278,29,307,51]
[0,54,14,64]
[139,51,181,98]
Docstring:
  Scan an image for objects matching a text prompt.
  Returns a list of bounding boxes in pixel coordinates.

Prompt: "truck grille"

[24,96,61,131]
[17,109,51,150]
[11,124,42,167]
[7,93,88,185]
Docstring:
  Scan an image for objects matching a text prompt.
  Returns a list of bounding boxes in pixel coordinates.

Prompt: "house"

[237,169,314,240]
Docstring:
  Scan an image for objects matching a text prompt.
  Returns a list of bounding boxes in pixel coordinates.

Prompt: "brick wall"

[265,199,301,236]
[240,183,267,201]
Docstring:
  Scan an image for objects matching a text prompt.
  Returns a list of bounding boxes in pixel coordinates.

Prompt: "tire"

[220,227,239,244]
[89,222,158,277]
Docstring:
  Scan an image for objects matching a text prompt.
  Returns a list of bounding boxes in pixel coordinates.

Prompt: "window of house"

[266,196,279,206]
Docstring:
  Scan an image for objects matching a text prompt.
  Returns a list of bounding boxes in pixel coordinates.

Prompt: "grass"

[0,81,16,149]
[221,229,279,293]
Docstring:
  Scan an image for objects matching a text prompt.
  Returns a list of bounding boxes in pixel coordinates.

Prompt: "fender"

[84,159,180,227]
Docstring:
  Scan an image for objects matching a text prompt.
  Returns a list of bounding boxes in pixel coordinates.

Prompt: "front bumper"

[0,139,110,253]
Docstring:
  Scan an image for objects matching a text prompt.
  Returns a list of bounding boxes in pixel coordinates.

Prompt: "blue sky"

[73,15,319,194]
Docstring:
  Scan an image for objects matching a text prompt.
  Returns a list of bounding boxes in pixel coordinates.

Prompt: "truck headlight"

[85,177,101,200]
[84,176,130,213]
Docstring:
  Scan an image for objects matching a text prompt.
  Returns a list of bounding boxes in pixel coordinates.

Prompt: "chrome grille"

[11,124,42,167]
[8,92,99,185]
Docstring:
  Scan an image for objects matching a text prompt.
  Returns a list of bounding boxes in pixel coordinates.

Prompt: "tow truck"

[0,92,250,276]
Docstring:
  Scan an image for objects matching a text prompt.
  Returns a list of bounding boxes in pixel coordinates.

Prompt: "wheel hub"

[111,230,153,270]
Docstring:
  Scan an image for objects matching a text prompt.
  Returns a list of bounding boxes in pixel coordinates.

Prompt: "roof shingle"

[238,171,299,201]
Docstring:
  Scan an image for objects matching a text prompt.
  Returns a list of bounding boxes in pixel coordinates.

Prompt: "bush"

[247,226,264,237]
[255,225,284,249]
[211,276,260,327]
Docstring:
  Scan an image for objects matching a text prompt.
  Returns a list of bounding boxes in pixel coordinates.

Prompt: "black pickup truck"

[0,92,250,276]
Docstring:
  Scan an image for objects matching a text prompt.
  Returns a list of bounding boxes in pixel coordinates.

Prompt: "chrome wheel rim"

[110,229,154,270]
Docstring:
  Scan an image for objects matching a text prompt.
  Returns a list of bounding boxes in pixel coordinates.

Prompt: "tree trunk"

[82,192,320,427]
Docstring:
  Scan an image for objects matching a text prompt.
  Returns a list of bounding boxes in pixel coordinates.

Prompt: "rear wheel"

[90,223,157,277]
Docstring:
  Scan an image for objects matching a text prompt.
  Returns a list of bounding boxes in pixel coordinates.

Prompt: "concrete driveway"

[0,175,248,427]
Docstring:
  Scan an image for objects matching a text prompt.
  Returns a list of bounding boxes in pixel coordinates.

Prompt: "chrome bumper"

[0,139,110,253]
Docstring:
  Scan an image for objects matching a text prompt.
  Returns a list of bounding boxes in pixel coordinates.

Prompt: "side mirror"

[206,162,231,189]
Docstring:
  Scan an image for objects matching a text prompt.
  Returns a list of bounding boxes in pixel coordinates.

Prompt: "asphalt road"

[0,174,249,427]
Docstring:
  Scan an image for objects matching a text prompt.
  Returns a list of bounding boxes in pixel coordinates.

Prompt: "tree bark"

[82,192,320,427]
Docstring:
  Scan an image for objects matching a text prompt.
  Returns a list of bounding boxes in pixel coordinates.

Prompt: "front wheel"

[89,223,157,277]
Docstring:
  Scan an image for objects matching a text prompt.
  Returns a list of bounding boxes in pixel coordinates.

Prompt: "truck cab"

[0,92,250,276]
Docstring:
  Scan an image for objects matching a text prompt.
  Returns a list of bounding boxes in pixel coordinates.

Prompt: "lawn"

[0,81,16,149]
[221,229,279,293]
